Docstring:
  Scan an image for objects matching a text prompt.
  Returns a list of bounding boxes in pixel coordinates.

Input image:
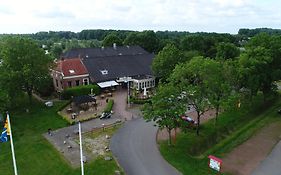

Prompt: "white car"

[45,101,53,107]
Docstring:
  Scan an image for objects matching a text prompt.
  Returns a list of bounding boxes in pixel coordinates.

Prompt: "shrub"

[61,84,100,100]
[104,99,114,113]
[129,96,151,104]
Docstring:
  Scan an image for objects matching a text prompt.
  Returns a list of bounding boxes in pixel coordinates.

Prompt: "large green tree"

[102,33,123,47]
[124,30,160,53]
[142,84,186,145]
[216,42,240,60]
[170,57,212,135]
[239,33,281,101]
[152,44,186,82]
[0,37,52,104]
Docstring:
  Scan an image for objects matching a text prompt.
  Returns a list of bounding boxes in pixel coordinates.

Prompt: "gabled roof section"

[83,53,154,82]
[55,58,88,77]
[61,46,148,59]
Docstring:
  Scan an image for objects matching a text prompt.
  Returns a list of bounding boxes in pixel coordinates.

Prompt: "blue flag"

[0,118,9,142]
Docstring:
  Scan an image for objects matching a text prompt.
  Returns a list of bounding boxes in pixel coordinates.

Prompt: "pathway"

[110,118,181,175]
[251,140,281,175]
[222,121,281,175]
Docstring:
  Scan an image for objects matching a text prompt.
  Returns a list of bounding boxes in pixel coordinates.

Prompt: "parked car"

[181,115,197,128]
[100,112,111,119]
[45,101,53,107]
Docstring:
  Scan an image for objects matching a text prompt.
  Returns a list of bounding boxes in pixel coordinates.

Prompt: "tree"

[216,42,240,60]
[0,37,53,104]
[239,33,281,101]
[124,31,160,53]
[202,59,232,124]
[239,46,272,101]
[102,33,122,47]
[142,84,185,145]
[152,44,186,82]
[50,44,63,59]
[170,57,211,135]
[123,32,139,46]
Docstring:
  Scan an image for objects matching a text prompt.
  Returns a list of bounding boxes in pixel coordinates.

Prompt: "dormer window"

[100,70,108,75]
[69,70,75,74]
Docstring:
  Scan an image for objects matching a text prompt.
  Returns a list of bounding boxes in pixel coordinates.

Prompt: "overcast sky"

[0,0,280,34]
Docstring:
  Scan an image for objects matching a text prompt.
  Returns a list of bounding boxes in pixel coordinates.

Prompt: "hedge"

[129,96,151,104]
[104,99,114,113]
[61,84,101,100]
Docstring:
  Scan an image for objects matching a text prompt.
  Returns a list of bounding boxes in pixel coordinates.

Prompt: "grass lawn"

[0,98,122,175]
[160,96,281,175]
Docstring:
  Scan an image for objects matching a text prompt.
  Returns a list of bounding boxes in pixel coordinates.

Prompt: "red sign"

[208,155,222,172]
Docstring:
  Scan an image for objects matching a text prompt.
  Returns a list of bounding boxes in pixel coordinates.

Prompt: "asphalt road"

[251,140,281,175]
[110,118,181,175]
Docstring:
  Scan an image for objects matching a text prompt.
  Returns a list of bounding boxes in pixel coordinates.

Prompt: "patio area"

[59,91,116,123]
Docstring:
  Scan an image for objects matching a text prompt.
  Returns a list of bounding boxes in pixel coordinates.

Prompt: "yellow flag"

[4,118,10,135]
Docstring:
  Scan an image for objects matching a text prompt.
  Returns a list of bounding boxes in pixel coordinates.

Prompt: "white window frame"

[83,78,89,85]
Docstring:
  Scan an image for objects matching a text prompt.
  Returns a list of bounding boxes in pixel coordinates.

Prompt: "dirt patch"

[83,133,111,157]
[222,121,281,175]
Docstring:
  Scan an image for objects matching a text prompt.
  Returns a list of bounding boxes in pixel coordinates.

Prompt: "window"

[69,70,75,74]
[68,81,72,87]
[100,70,108,75]
[75,80,80,86]
[83,78,89,85]
[55,79,59,87]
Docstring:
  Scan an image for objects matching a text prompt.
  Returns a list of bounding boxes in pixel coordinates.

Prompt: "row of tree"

[143,33,281,145]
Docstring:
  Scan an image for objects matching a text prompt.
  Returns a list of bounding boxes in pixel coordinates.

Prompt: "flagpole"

[78,122,84,175]
[7,112,18,175]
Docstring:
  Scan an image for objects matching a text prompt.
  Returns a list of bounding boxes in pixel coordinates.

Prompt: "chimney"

[113,43,117,50]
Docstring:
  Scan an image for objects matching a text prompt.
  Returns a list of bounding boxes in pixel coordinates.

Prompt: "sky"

[0,0,280,34]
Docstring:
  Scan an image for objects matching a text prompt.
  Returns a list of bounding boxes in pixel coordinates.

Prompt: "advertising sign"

[208,155,222,172]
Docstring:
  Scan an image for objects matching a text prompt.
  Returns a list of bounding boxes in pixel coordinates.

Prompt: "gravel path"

[110,118,181,175]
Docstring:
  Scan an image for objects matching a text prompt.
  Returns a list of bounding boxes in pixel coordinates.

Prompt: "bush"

[129,96,151,104]
[104,99,114,113]
[61,84,100,100]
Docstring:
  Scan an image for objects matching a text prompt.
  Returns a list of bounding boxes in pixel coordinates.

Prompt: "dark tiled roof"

[61,46,154,82]
[55,58,88,77]
[61,46,148,59]
[83,53,154,82]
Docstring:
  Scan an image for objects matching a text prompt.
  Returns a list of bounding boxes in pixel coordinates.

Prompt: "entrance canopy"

[97,80,119,88]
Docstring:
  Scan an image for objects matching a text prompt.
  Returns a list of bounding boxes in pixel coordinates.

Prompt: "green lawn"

[160,96,281,175]
[0,99,121,175]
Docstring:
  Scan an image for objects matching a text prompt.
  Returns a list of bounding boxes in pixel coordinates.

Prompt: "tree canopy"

[0,37,52,104]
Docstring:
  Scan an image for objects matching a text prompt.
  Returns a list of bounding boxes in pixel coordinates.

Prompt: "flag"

[0,117,10,142]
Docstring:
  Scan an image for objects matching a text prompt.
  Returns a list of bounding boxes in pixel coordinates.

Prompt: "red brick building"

[51,58,90,92]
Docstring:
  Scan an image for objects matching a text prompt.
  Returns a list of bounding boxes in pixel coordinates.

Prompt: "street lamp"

[123,77,131,107]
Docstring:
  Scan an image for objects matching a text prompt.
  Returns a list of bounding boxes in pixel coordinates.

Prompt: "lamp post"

[123,77,131,108]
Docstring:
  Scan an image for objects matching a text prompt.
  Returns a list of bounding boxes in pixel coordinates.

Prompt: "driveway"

[251,140,281,175]
[110,118,181,175]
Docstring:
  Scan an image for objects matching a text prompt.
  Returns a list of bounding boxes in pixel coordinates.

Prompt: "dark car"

[100,112,111,119]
